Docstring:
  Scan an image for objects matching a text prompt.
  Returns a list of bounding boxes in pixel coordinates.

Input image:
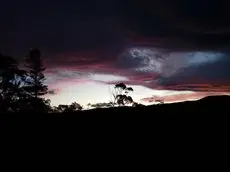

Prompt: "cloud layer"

[118,0,230,51]
[2,0,230,104]
[44,47,230,96]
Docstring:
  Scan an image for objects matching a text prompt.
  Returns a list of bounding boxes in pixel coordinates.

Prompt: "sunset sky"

[1,0,230,106]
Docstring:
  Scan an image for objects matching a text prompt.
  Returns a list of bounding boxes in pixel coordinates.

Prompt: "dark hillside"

[1,96,229,131]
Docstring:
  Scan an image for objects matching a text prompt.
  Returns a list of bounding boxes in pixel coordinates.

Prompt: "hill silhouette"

[1,95,229,131]
[67,95,230,116]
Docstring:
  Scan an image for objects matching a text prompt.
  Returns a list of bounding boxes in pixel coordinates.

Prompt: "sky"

[1,0,230,106]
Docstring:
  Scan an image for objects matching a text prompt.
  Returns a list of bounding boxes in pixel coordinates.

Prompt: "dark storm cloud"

[158,57,230,91]
[2,0,230,95]
[118,0,230,51]
[0,0,122,57]
[2,0,230,56]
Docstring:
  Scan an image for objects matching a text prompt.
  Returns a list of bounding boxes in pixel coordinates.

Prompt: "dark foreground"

[1,96,228,162]
[1,96,230,132]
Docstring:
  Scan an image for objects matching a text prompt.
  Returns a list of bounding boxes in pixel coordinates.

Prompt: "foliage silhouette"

[87,103,92,109]
[69,102,83,111]
[111,83,134,106]
[90,102,114,109]
[21,49,50,112]
[24,49,48,98]
[53,102,83,113]
[0,53,27,113]
[0,50,53,113]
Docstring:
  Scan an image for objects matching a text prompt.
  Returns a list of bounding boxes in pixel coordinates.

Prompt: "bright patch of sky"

[47,81,194,107]
[89,73,128,82]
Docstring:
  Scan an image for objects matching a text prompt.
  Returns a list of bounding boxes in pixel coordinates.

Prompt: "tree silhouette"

[55,105,69,113]
[24,49,48,99]
[110,83,134,106]
[69,102,83,111]
[87,103,91,110]
[17,49,51,113]
[1,54,19,94]
[53,102,83,113]
[116,95,133,106]
[90,102,114,109]
[0,53,27,113]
